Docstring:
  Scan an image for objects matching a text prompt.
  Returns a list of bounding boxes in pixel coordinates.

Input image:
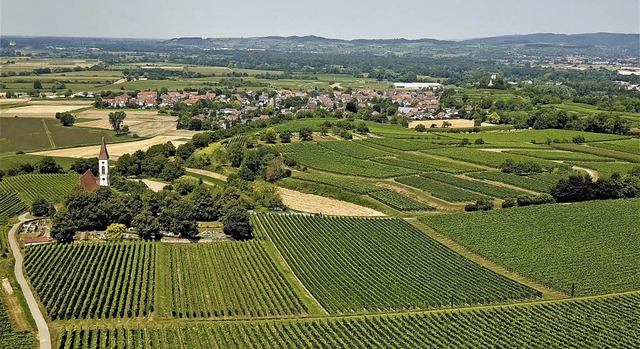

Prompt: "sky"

[1,0,638,40]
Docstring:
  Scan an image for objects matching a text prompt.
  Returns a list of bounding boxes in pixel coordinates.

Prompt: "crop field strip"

[254,215,539,314]
[590,138,640,155]
[422,147,561,169]
[421,172,528,199]
[395,175,489,202]
[56,292,640,349]
[0,190,27,219]
[368,188,434,211]
[292,172,382,194]
[281,142,416,177]
[393,152,487,173]
[24,242,155,320]
[156,241,308,319]
[0,173,79,203]
[363,137,454,151]
[466,171,565,193]
[441,129,630,144]
[421,198,640,297]
[551,143,640,163]
[568,161,640,178]
[318,140,392,159]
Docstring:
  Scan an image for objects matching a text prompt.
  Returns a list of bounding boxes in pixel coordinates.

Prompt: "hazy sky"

[1,0,638,40]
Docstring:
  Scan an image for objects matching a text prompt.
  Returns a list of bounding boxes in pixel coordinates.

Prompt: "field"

[423,147,561,169]
[591,138,640,154]
[292,172,381,194]
[55,292,640,348]
[441,129,629,145]
[368,188,435,211]
[0,103,91,117]
[364,137,454,151]
[395,176,489,202]
[551,143,640,163]
[254,215,539,314]
[0,117,133,153]
[467,171,566,193]
[569,161,640,178]
[0,173,78,203]
[0,191,27,219]
[422,199,640,296]
[73,109,188,138]
[32,135,188,159]
[156,241,310,319]
[318,140,392,159]
[277,187,385,216]
[421,172,528,199]
[506,149,615,162]
[24,242,156,320]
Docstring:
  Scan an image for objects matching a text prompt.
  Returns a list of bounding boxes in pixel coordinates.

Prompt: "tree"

[299,127,313,141]
[355,122,369,134]
[264,128,277,144]
[176,142,196,160]
[264,158,286,182]
[227,143,244,167]
[279,131,292,143]
[50,208,77,243]
[70,157,99,175]
[35,157,63,174]
[442,121,452,128]
[33,80,43,89]
[105,223,126,240]
[59,112,75,126]
[132,209,159,240]
[414,124,426,132]
[108,111,127,134]
[159,161,185,181]
[189,186,220,221]
[31,197,55,217]
[221,203,253,240]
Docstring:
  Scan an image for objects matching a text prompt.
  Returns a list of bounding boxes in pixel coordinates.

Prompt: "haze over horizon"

[1,0,638,40]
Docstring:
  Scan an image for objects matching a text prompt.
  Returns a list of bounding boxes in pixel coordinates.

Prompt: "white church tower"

[98,137,110,186]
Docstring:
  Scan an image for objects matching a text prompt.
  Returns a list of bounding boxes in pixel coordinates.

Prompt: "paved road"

[8,213,51,349]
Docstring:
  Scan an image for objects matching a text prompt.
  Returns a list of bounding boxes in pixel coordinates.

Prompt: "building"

[98,137,110,186]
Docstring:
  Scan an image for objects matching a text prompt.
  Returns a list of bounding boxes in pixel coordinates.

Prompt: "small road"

[41,119,56,148]
[8,213,51,349]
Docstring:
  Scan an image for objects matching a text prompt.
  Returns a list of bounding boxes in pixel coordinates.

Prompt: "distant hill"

[461,33,639,50]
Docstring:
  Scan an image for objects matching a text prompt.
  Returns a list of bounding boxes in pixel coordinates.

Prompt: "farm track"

[8,213,52,349]
[41,119,56,148]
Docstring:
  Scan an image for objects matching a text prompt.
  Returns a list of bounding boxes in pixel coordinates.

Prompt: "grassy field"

[254,215,539,314]
[422,199,640,296]
[0,117,134,153]
[155,241,311,319]
[24,242,156,320]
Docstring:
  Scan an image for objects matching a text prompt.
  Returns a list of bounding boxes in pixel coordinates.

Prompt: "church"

[77,137,110,192]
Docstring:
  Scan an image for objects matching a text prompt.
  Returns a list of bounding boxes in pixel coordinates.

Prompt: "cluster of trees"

[55,112,75,126]
[550,172,640,203]
[227,144,291,183]
[51,179,254,243]
[108,111,130,136]
[464,199,494,212]
[0,157,63,179]
[501,194,556,208]
[499,159,545,175]
[114,142,184,181]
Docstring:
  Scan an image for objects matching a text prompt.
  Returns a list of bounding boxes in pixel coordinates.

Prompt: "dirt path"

[8,213,51,349]
[278,187,386,216]
[407,218,567,300]
[185,168,228,181]
[140,179,167,192]
[572,166,599,181]
[41,119,56,148]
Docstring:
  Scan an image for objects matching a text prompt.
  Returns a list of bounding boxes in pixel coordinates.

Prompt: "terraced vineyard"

[422,199,640,296]
[24,242,156,320]
[371,157,441,172]
[552,143,640,163]
[591,138,640,154]
[506,149,615,162]
[0,191,27,219]
[0,173,78,203]
[394,152,484,173]
[254,215,539,314]
[395,175,489,202]
[293,172,382,194]
[282,142,415,177]
[156,241,309,319]
[56,292,640,348]
[421,172,528,199]
[319,140,391,159]
[364,137,452,151]
[368,188,434,211]
[423,148,560,169]
[466,171,565,193]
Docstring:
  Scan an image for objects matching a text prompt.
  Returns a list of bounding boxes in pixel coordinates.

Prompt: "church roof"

[98,137,109,160]
[78,170,99,193]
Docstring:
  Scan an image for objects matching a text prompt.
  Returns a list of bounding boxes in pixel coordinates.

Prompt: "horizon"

[1,0,638,40]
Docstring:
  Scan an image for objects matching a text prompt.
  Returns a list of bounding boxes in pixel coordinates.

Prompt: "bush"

[465,198,494,212]
[414,124,426,132]
[572,135,586,144]
[501,198,518,209]
[474,138,485,145]
[517,194,556,207]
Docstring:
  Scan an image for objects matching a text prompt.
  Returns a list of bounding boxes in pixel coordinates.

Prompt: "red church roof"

[78,170,99,193]
[98,137,109,160]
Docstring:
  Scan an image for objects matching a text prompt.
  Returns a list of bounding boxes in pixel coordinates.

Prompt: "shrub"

[517,194,556,207]
[501,198,518,209]
[465,198,494,212]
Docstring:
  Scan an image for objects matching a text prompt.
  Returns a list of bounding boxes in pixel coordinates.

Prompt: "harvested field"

[0,98,29,105]
[0,104,91,117]
[409,119,498,129]
[74,109,192,137]
[31,136,188,159]
[278,187,386,216]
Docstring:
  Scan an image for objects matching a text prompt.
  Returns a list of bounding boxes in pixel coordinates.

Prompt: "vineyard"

[506,149,615,162]
[421,172,527,199]
[0,298,34,349]
[223,135,248,148]
[292,172,381,194]
[394,152,484,173]
[0,191,27,219]
[551,143,640,163]
[423,148,560,169]
[24,242,155,320]
[156,241,309,319]
[371,157,441,172]
[466,171,565,193]
[254,215,539,314]
[421,198,640,296]
[395,175,489,202]
[368,188,434,211]
[568,161,640,178]
[364,137,452,151]
[55,292,640,348]
[591,138,640,155]
[318,140,391,159]
[0,173,78,203]
[281,142,415,177]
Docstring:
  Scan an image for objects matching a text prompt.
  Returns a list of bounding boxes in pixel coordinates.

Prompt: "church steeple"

[98,137,110,186]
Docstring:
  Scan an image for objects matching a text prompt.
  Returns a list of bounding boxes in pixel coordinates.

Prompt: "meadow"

[422,199,640,296]
[254,215,539,314]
